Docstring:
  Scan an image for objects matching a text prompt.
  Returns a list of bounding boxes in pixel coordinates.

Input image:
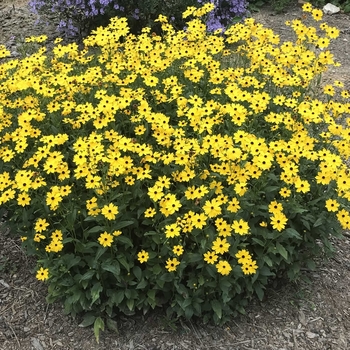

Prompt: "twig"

[188,319,203,347]
[4,319,21,348]
[343,232,350,238]
[206,337,267,347]
[293,329,299,350]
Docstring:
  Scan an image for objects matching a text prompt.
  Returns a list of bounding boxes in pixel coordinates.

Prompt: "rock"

[0,279,10,288]
[31,337,45,350]
[323,3,341,14]
[298,309,307,326]
[306,331,318,339]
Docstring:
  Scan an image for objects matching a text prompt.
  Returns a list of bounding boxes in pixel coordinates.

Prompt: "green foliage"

[0,3,349,337]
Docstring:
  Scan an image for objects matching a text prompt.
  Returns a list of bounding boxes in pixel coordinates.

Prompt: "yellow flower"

[337,209,350,229]
[148,185,164,202]
[323,84,335,96]
[48,240,64,253]
[202,198,222,218]
[241,260,258,275]
[232,219,250,235]
[294,179,310,193]
[270,212,288,232]
[17,192,31,206]
[182,6,196,19]
[311,9,323,21]
[98,232,114,247]
[279,187,291,198]
[34,233,46,242]
[144,207,156,218]
[325,199,340,212]
[191,213,208,229]
[203,251,218,264]
[36,267,49,281]
[216,260,232,276]
[164,223,181,238]
[212,237,230,255]
[226,197,240,213]
[302,2,313,12]
[235,249,252,265]
[268,200,284,214]
[163,194,182,215]
[134,125,146,135]
[172,245,184,256]
[35,218,49,233]
[165,258,180,272]
[137,250,149,263]
[101,203,119,220]
[51,229,63,240]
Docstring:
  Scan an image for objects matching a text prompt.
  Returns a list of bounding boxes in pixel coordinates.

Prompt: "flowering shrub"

[1,3,349,333]
[29,0,248,39]
[201,0,248,32]
[29,0,206,38]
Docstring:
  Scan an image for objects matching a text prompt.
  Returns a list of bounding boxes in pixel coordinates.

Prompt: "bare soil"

[0,2,350,350]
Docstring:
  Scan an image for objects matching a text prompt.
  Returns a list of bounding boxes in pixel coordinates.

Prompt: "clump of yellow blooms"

[0,3,349,322]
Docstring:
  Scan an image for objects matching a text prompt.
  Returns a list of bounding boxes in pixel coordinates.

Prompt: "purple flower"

[200,0,248,32]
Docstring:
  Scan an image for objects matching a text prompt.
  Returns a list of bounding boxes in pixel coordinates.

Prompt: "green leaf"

[264,186,280,193]
[136,279,148,289]
[152,264,162,275]
[276,242,288,260]
[285,228,302,240]
[116,235,133,248]
[144,231,158,236]
[252,237,265,246]
[94,317,105,343]
[259,265,275,277]
[90,282,103,305]
[185,307,194,319]
[117,255,131,272]
[187,253,202,263]
[301,219,311,230]
[94,246,106,262]
[313,217,324,227]
[306,259,316,271]
[81,280,89,289]
[133,266,142,281]
[263,255,273,267]
[111,290,124,305]
[211,300,222,319]
[101,260,120,277]
[66,209,77,229]
[254,284,264,301]
[79,269,95,282]
[106,318,119,334]
[65,255,81,269]
[84,216,98,222]
[147,289,156,301]
[156,278,165,288]
[113,220,134,230]
[182,297,193,309]
[86,225,105,234]
[126,298,134,311]
[79,313,95,328]
[159,273,173,282]
[291,207,308,214]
